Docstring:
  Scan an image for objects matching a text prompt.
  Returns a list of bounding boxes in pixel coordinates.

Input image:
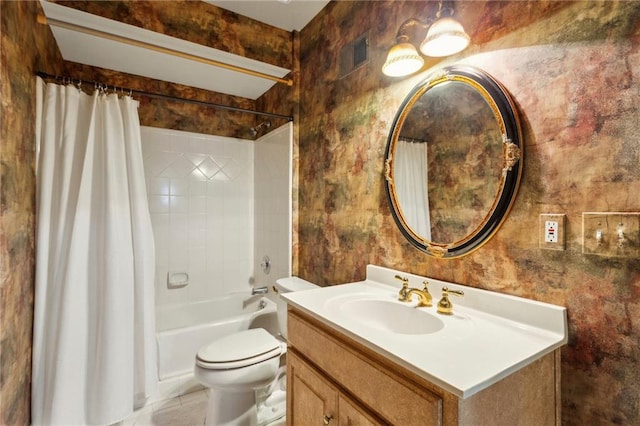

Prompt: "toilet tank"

[275,277,318,339]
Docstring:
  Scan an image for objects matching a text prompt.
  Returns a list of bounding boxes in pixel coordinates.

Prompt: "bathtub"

[154,293,279,401]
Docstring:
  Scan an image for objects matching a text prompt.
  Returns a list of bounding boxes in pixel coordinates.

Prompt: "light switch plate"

[582,212,640,258]
[540,214,565,250]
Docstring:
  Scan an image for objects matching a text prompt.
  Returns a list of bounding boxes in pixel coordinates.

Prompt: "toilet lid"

[196,329,282,370]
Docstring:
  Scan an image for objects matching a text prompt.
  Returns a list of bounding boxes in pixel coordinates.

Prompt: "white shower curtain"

[32,78,157,425]
[395,140,431,240]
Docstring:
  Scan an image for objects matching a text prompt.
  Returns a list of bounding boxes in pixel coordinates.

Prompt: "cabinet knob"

[323,414,334,425]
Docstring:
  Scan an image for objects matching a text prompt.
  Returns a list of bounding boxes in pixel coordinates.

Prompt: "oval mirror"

[384,65,522,258]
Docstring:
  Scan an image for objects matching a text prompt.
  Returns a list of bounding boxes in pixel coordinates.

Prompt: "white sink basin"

[340,299,444,335]
[283,265,568,399]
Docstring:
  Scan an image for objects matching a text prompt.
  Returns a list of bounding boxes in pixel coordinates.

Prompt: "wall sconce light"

[382,0,470,77]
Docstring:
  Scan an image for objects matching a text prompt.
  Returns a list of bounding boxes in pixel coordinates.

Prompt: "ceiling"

[40,0,329,100]
[204,0,330,32]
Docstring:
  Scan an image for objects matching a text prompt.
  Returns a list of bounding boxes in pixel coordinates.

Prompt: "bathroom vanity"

[283,266,567,426]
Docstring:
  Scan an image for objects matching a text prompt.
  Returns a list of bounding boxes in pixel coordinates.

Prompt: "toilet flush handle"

[323,414,334,425]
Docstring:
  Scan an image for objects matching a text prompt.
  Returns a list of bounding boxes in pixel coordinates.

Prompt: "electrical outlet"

[583,212,640,257]
[540,214,565,250]
[545,221,558,243]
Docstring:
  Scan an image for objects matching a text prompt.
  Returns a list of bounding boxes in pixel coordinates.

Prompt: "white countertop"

[283,265,568,399]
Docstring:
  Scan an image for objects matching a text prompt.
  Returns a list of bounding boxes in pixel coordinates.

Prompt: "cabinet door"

[338,394,386,426]
[288,351,338,425]
[288,311,443,426]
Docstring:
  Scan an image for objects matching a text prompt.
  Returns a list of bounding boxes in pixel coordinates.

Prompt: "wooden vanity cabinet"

[288,350,384,426]
[286,308,561,426]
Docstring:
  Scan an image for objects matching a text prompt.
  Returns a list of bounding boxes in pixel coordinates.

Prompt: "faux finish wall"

[0,2,65,424]
[296,1,639,424]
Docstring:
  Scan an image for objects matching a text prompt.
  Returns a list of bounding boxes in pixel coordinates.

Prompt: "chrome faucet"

[251,286,269,296]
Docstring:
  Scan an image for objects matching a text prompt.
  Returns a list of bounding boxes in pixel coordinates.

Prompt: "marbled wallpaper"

[0,1,65,424]
[296,1,639,424]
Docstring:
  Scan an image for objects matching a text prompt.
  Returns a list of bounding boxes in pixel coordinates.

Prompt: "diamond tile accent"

[221,159,242,180]
[189,168,208,181]
[144,151,182,177]
[161,156,196,178]
[196,157,222,180]
[184,153,208,166]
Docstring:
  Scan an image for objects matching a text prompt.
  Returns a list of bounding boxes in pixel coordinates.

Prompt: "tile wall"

[141,127,255,308]
[141,124,292,310]
[253,123,294,290]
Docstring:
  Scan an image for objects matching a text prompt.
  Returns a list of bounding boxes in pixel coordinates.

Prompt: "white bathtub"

[154,293,279,401]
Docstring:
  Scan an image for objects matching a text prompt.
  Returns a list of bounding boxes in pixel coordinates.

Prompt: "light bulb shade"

[420,17,470,57]
[382,42,425,77]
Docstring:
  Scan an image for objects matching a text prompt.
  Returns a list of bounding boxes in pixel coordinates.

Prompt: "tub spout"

[252,286,269,296]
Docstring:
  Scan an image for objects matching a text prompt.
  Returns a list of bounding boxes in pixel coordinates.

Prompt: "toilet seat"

[196,328,283,370]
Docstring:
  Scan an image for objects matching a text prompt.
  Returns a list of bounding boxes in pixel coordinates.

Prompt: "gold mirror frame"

[384,65,523,258]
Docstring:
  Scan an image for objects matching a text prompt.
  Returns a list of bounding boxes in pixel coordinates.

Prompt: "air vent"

[339,31,369,78]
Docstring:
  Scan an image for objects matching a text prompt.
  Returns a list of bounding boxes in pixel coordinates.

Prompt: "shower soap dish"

[167,271,189,288]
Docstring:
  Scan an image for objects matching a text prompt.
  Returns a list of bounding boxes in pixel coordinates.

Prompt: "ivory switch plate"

[540,214,565,250]
[582,212,640,258]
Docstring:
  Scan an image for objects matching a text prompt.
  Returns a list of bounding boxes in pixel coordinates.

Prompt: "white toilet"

[194,277,318,426]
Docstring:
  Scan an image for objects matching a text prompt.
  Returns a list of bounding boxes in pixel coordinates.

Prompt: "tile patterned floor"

[122,389,286,426]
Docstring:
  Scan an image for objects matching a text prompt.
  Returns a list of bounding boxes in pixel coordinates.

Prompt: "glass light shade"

[382,42,425,77]
[419,17,470,57]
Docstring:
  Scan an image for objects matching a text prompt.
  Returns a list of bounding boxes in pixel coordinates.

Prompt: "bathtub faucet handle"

[252,286,269,296]
[260,255,271,274]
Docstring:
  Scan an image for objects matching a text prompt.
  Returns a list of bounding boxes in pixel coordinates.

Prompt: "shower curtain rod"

[37,15,294,87]
[36,71,294,121]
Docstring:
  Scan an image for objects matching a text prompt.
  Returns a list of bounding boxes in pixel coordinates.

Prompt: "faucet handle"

[437,286,464,315]
[394,274,408,284]
[395,275,410,302]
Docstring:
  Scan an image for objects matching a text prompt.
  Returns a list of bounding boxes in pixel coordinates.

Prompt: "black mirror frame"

[384,65,523,258]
